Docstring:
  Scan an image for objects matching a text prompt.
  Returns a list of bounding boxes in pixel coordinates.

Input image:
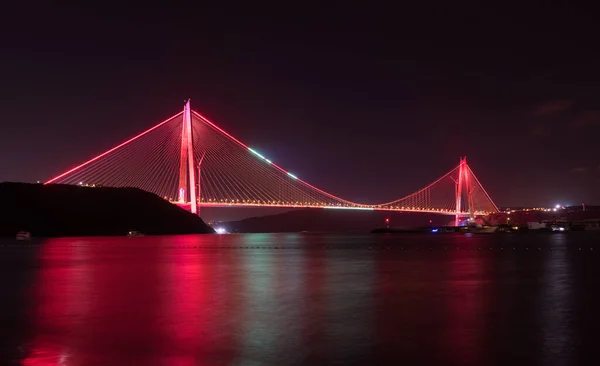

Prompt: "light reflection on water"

[0,233,598,365]
[540,233,573,366]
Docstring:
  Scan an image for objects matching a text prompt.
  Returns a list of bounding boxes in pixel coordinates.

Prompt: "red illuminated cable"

[376,164,460,207]
[195,111,353,206]
[140,126,180,195]
[194,118,322,205]
[192,111,360,206]
[45,113,178,187]
[45,112,183,184]
[208,141,258,201]
[158,134,182,198]
[104,124,172,188]
[199,138,248,201]
[96,122,175,191]
[466,164,499,212]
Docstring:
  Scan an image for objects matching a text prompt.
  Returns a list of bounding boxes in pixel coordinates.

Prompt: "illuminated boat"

[127,231,144,238]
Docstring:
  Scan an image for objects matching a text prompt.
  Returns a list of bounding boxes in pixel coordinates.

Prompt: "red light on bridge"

[44,100,499,216]
[385,218,389,223]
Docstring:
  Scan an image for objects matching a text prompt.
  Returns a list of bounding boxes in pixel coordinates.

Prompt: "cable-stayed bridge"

[45,100,499,225]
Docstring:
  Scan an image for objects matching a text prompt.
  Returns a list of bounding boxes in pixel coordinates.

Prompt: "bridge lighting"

[46,104,499,214]
[324,206,374,211]
[248,148,265,159]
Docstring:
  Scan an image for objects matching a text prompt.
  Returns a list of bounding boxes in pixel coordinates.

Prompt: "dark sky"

[2,2,600,208]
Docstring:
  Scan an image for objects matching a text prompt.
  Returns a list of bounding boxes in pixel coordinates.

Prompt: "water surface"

[1,233,599,365]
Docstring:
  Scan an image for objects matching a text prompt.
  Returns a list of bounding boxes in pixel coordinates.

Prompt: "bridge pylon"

[455,157,476,226]
[177,99,197,214]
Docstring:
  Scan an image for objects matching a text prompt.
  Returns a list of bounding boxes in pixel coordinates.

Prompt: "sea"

[1,232,600,365]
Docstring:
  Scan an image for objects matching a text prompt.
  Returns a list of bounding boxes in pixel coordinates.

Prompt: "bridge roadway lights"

[44,100,499,214]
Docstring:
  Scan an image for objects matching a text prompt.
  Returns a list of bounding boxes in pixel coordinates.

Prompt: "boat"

[550,225,567,232]
[127,231,144,238]
[16,231,31,241]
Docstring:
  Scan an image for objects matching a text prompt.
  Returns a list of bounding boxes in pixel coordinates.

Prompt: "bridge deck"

[173,201,488,216]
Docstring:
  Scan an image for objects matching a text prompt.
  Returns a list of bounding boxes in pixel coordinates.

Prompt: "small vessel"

[550,225,567,232]
[127,231,144,238]
[16,231,31,241]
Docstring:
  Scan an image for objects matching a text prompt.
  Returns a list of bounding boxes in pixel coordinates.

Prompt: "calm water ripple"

[1,232,599,365]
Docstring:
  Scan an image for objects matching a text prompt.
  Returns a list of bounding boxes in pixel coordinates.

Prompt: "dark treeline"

[0,183,213,237]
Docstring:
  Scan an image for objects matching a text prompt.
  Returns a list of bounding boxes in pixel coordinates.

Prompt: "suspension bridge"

[45,100,499,225]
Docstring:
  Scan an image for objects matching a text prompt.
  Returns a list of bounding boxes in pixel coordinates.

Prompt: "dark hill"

[0,182,214,237]
[220,208,454,233]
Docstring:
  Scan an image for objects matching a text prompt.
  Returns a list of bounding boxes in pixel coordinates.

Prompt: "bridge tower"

[177,99,197,214]
[455,157,474,226]
[455,158,464,226]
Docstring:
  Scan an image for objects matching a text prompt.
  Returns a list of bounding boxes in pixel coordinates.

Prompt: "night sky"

[2,2,600,210]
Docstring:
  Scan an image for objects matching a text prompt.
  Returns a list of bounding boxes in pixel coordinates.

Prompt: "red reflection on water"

[23,236,245,365]
[160,235,244,365]
[23,239,93,365]
[162,236,207,365]
[443,246,487,365]
[298,248,327,363]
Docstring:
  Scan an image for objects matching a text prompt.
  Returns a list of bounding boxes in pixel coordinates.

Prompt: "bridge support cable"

[374,158,498,217]
[44,101,499,216]
[45,112,185,201]
[189,110,360,208]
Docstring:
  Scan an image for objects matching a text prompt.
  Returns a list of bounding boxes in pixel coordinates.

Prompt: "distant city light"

[79,182,83,185]
[555,204,560,209]
[215,227,227,234]
[432,228,439,233]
